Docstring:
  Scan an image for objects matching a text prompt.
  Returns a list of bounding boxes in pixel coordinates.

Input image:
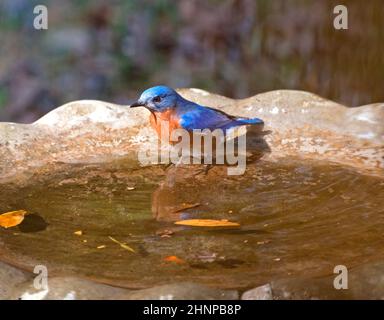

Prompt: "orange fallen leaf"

[164,255,185,264]
[0,210,27,228]
[174,219,240,227]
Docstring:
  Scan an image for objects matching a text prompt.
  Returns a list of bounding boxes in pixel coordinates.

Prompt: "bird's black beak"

[130,101,145,108]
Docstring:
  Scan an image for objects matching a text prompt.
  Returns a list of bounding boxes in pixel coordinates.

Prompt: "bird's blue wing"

[179,104,263,131]
[178,105,236,131]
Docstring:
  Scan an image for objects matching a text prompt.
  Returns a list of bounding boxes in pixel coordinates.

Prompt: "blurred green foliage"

[0,0,383,122]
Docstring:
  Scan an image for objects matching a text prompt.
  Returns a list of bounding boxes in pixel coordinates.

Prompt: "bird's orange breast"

[150,109,183,143]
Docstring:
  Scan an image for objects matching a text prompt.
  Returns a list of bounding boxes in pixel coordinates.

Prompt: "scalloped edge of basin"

[0,89,383,184]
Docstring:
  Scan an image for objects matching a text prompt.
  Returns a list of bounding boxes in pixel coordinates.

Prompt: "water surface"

[0,158,383,290]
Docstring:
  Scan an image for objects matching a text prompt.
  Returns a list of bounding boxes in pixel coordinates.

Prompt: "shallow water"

[0,158,383,290]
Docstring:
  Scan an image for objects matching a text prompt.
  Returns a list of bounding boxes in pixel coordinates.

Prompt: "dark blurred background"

[0,0,383,123]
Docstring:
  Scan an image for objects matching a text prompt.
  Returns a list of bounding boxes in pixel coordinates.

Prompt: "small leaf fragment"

[74,230,83,236]
[173,203,201,213]
[97,245,106,249]
[0,210,27,228]
[108,236,135,253]
[174,219,240,227]
[164,255,185,264]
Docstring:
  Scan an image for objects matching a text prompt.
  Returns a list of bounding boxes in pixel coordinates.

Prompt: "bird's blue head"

[130,86,180,112]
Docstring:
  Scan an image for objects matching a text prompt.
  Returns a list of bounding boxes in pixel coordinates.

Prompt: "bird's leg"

[163,162,174,172]
[192,164,213,176]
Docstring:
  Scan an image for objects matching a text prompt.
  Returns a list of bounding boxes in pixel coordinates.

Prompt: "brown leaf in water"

[0,210,27,228]
[156,229,175,237]
[174,219,240,227]
[164,255,185,264]
[108,236,135,253]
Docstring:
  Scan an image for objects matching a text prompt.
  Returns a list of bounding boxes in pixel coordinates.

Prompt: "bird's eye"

[153,96,162,103]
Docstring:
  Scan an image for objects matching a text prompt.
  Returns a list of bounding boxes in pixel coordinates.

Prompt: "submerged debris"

[156,229,175,238]
[108,236,135,253]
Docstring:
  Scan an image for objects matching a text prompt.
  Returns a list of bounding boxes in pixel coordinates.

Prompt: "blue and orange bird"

[130,86,264,141]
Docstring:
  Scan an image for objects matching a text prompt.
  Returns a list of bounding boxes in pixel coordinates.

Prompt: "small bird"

[130,85,264,141]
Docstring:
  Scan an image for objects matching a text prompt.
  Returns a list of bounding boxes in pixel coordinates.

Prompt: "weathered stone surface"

[10,276,131,300]
[267,261,384,300]
[0,261,32,299]
[9,279,238,300]
[241,283,273,300]
[120,282,238,300]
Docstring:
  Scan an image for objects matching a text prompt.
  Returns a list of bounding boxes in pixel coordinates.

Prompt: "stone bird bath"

[0,89,383,299]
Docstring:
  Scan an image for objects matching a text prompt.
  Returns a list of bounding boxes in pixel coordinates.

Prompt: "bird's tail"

[220,117,264,132]
[235,117,264,126]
